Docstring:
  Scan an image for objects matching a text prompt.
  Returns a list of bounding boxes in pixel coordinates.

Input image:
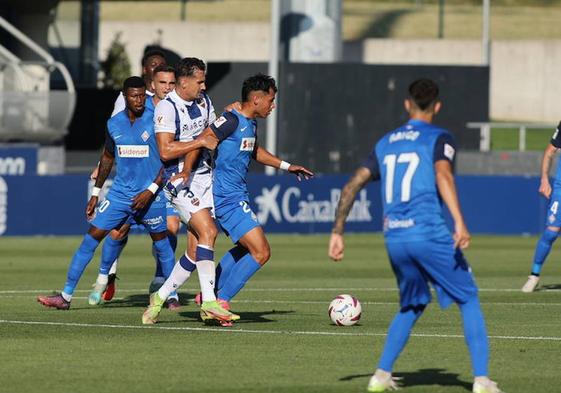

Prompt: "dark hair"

[408,78,439,111]
[153,64,175,77]
[175,57,206,78]
[241,73,277,102]
[142,50,166,67]
[123,76,145,92]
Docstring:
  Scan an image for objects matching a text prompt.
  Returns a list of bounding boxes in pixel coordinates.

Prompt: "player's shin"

[531,228,559,275]
[99,235,127,278]
[217,253,261,301]
[377,305,424,372]
[63,234,100,300]
[196,245,217,302]
[156,253,196,299]
[459,296,489,377]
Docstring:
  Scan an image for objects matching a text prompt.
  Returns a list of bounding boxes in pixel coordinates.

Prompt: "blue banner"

[0,145,38,176]
[0,174,549,236]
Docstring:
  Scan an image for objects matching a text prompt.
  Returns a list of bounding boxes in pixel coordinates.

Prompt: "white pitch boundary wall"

[49,21,561,122]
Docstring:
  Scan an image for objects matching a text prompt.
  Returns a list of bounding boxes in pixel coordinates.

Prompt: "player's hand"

[328,233,345,261]
[200,134,218,150]
[539,177,552,199]
[453,221,471,249]
[288,165,314,181]
[86,196,98,221]
[131,190,154,211]
[224,101,242,112]
[90,166,99,180]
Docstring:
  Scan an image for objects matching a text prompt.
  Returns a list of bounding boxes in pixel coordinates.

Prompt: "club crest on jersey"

[191,197,200,207]
[117,145,149,158]
[240,137,256,151]
[141,131,150,142]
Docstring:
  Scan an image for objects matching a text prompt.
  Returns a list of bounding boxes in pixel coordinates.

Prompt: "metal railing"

[0,16,76,142]
[466,122,556,152]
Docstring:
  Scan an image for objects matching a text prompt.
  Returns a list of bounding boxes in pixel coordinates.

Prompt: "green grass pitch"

[1,234,560,393]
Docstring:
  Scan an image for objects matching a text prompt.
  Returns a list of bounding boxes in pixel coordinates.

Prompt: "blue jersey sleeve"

[210,112,239,141]
[104,128,115,157]
[433,133,456,164]
[361,151,381,180]
[550,122,561,148]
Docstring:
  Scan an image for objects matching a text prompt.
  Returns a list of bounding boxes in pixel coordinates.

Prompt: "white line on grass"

[1,319,560,342]
[2,287,561,294]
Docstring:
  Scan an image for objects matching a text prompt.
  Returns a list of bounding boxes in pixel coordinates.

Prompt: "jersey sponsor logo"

[389,130,420,143]
[444,143,455,160]
[117,145,149,158]
[182,119,206,134]
[254,185,371,224]
[213,116,227,128]
[384,217,416,230]
[240,137,256,151]
[143,216,164,227]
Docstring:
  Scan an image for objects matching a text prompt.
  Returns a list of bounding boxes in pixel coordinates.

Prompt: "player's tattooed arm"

[94,148,114,189]
[329,167,372,262]
[332,167,373,235]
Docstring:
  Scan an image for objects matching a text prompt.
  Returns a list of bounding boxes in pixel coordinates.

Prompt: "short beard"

[131,107,145,117]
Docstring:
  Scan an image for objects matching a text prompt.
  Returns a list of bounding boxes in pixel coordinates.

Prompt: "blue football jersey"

[550,121,561,188]
[105,109,162,201]
[367,119,456,242]
[210,110,257,201]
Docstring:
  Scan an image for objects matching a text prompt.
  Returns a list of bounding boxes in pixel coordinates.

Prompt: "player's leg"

[216,226,270,304]
[522,224,560,292]
[215,245,249,294]
[149,201,180,293]
[368,242,428,392]
[90,224,130,305]
[37,225,109,309]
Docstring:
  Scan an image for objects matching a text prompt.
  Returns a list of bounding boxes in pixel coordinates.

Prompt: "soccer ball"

[328,294,362,326]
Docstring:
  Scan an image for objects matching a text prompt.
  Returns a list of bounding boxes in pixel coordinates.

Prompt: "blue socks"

[99,236,128,275]
[63,234,100,295]
[217,252,260,301]
[152,238,175,278]
[459,297,489,377]
[378,305,425,372]
[531,229,559,275]
[216,246,248,292]
[153,233,178,278]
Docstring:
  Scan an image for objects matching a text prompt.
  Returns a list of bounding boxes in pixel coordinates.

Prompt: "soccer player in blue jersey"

[37,76,212,310]
[521,124,561,292]
[328,79,503,393]
[200,73,312,315]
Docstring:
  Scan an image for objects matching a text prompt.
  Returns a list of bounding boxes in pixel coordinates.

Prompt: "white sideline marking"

[2,287,561,294]
[1,319,560,341]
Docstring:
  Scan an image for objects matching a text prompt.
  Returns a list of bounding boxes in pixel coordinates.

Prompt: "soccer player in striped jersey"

[328,79,502,393]
[521,123,561,292]
[37,77,213,311]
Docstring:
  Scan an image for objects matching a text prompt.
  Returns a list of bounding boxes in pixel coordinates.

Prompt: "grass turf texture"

[1,234,560,392]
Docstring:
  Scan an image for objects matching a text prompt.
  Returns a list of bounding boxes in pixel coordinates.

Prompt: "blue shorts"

[545,189,561,227]
[92,193,167,233]
[385,237,478,310]
[215,199,260,244]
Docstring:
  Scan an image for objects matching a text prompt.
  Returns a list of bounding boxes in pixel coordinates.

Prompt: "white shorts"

[164,173,214,224]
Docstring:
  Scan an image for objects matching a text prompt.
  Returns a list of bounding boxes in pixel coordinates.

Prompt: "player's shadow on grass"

[340,368,471,391]
[178,309,295,324]
[538,283,561,290]
[98,293,195,309]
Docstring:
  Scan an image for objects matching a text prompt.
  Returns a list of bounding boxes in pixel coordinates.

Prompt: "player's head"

[142,50,166,82]
[241,73,277,118]
[174,57,206,101]
[405,78,441,116]
[151,65,176,100]
[123,76,146,117]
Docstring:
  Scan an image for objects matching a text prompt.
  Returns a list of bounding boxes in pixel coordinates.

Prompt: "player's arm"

[539,123,561,198]
[433,133,470,249]
[253,145,314,180]
[87,130,115,220]
[130,167,164,211]
[329,165,376,262]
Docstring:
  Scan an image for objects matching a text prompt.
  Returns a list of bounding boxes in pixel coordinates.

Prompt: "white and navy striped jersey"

[153,89,216,180]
